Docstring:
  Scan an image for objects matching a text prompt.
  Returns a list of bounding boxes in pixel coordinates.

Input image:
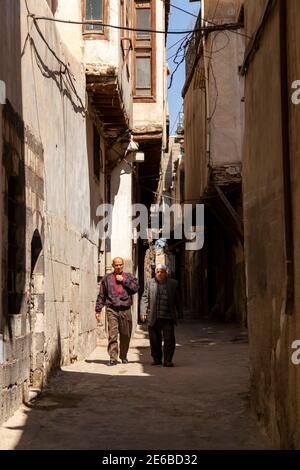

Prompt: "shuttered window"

[134,1,156,100]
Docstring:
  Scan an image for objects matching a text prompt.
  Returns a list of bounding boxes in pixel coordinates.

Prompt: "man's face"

[156,269,167,283]
[113,259,124,274]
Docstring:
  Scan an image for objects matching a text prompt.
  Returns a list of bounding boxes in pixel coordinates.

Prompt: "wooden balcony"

[86,65,130,145]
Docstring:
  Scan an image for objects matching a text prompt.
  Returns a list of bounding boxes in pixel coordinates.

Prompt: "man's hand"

[115,274,123,282]
[140,314,147,322]
[95,311,102,322]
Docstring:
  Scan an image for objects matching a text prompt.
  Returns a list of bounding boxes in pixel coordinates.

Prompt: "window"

[136,8,151,38]
[133,0,156,101]
[83,0,108,37]
[136,52,151,96]
[121,0,131,30]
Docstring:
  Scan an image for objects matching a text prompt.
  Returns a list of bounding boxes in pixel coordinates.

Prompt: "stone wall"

[0,0,102,425]
[243,0,300,448]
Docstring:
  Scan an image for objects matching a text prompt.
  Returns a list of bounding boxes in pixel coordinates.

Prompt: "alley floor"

[0,320,271,450]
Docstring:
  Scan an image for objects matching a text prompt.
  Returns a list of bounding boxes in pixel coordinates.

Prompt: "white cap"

[156,263,168,271]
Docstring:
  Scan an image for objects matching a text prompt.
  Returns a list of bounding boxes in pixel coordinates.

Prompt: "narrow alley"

[0,321,270,450]
[1,0,300,454]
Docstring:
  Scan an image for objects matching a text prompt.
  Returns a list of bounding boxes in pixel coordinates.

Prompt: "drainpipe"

[279,0,294,315]
[202,10,211,170]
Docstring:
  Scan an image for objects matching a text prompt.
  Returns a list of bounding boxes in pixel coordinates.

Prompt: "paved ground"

[0,320,272,450]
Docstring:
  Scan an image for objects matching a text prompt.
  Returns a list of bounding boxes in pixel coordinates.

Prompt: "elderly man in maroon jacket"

[95,257,139,366]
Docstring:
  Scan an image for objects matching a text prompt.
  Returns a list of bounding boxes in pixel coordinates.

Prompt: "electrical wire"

[208,30,230,55]
[168,33,193,89]
[170,104,183,135]
[167,35,189,51]
[170,3,198,19]
[28,13,246,36]
[167,50,185,62]
[170,2,251,39]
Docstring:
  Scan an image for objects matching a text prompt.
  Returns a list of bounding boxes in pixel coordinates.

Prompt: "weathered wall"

[243,0,300,448]
[22,0,99,369]
[182,0,245,322]
[0,0,102,424]
[0,0,28,422]
[183,55,208,203]
[203,5,245,166]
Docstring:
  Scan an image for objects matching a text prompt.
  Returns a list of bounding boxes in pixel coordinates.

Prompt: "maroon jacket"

[95,272,139,311]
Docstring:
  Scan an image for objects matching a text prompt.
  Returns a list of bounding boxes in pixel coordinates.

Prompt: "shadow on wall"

[86,118,105,231]
[22,11,86,117]
[1,0,26,337]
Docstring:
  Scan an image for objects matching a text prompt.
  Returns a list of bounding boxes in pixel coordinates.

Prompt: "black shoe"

[121,358,129,364]
[151,360,162,366]
[163,362,174,367]
[108,359,118,366]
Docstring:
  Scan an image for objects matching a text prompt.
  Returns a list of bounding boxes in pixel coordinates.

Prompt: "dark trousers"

[107,307,132,361]
[148,318,175,364]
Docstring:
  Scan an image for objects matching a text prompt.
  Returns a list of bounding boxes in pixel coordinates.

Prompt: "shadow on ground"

[0,321,272,450]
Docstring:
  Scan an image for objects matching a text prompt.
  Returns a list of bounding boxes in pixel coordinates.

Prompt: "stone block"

[45,260,69,302]
[34,313,44,334]
[11,336,30,361]
[71,266,80,286]
[34,333,45,352]
[36,159,44,179]
[8,385,18,416]
[31,368,43,389]
[0,335,4,364]
[25,186,32,210]
[79,301,96,333]
[33,274,45,294]
[1,388,9,423]
[3,339,13,362]
[65,227,80,268]
[22,380,29,403]
[12,315,23,338]
[61,338,70,365]
[19,357,30,383]
[35,293,45,313]
[25,147,31,167]
[10,360,20,385]
[58,302,70,339]
[35,352,44,369]
[25,316,30,336]
[34,255,45,276]
[0,364,4,387]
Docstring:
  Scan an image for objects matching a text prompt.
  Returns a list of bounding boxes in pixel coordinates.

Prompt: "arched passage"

[29,229,45,389]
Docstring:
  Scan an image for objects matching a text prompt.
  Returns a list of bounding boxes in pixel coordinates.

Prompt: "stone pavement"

[0,320,272,450]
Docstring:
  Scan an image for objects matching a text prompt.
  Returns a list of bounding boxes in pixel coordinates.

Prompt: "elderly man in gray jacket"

[140,264,182,367]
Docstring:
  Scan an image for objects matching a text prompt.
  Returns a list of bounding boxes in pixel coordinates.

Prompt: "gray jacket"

[140,277,182,327]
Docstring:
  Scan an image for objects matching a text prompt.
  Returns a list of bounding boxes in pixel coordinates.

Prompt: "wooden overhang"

[86,67,130,144]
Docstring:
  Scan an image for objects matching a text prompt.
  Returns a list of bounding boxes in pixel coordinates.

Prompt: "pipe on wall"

[279,0,294,315]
